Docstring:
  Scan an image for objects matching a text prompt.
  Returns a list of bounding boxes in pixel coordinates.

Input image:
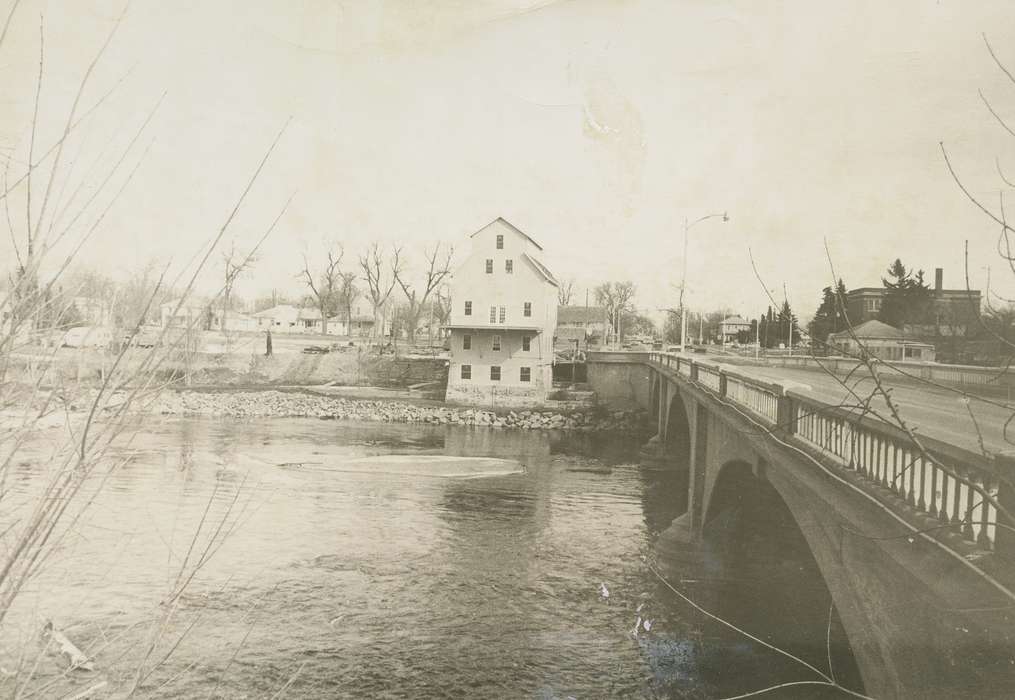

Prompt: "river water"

[3,417,862,698]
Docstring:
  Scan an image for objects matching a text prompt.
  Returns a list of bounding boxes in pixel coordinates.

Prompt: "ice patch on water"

[272,454,523,479]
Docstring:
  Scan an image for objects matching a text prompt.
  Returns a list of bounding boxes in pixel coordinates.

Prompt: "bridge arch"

[663,391,691,462]
[703,459,755,527]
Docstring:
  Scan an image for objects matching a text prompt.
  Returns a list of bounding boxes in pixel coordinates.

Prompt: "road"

[712,362,1012,457]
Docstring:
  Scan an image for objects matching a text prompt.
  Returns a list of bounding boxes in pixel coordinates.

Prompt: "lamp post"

[678,212,729,353]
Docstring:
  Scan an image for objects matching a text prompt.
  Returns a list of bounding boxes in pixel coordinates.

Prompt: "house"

[328,299,386,337]
[161,300,258,332]
[252,304,301,332]
[445,217,559,406]
[295,306,326,333]
[827,319,936,362]
[845,268,980,333]
[555,305,608,349]
[160,299,216,330]
[719,315,751,343]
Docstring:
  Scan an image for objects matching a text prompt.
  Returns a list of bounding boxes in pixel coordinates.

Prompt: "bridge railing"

[724,371,781,424]
[790,390,998,548]
[751,354,1015,395]
[646,351,1006,553]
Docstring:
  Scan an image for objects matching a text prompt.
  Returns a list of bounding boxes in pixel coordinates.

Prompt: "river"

[3,417,862,698]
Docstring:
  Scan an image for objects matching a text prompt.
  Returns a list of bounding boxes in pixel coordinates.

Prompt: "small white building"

[445,218,559,406]
[252,304,301,332]
[828,319,936,363]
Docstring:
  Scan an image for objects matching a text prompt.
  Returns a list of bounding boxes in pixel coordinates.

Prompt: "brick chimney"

[934,267,943,292]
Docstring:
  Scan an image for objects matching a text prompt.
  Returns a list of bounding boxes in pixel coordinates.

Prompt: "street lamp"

[678,211,729,353]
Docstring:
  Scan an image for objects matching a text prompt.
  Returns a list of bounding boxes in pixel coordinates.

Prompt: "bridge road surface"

[714,363,1014,456]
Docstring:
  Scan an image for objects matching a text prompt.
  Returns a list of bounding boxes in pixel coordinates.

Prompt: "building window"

[499,306,506,323]
[492,335,501,351]
[520,367,531,382]
[523,302,532,317]
[461,364,471,380]
[464,301,472,316]
[496,234,504,249]
[485,259,493,274]
[463,334,471,350]
[490,366,501,381]
[489,306,497,323]
[522,335,530,351]
[505,259,513,274]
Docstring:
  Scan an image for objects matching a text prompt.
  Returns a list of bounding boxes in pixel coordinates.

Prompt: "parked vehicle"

[62,326,114,349]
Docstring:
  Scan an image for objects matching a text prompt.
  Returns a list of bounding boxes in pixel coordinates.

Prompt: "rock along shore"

[155,390,648,432]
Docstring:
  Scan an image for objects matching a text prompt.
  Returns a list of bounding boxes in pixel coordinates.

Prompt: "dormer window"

[485,259,493,274]
[505,259,513,274]
[496,234,504,249]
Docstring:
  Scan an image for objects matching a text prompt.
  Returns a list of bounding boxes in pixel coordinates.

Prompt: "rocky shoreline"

[155,390,649,432]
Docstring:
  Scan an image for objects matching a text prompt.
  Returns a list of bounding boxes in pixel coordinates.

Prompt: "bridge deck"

[732,364,1007,456]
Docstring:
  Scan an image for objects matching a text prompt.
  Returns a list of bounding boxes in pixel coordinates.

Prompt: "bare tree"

[338,270,360,336]
[0,6,294,694]
[394,243,453,345]
[433,285,452,327]
[221,240,258,332]
[358,242,402,341]
[558,278,575,306]
[299,245,342,334]
[594,281,636,344]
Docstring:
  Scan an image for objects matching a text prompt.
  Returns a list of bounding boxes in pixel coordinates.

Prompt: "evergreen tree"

[809,278,849,344]
[880,259,932,328]
[777,300,801,346]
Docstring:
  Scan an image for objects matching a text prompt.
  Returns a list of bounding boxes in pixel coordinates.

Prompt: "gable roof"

[557,305,606,324]
[830,319,905,340]
[252,304,299,319]
[722,315,750,325]
[521,252,559,287]
[469,217,544,251]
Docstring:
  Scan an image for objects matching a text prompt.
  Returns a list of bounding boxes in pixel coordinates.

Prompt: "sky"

[3,0,1015,324]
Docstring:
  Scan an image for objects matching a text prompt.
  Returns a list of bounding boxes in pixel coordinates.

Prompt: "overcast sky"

[4,0,1015,322]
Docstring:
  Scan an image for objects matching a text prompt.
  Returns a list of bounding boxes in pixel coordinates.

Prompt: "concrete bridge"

[587,351,1015,699]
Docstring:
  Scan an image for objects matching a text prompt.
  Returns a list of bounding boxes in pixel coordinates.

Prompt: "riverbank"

[8,345,449,394]
[154,389,648,432]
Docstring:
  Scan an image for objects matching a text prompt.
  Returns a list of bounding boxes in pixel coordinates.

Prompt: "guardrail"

[641,351,1007,554]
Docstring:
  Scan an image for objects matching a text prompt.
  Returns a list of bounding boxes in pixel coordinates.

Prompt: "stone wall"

[586,361,652,410]
[445,381,547,409]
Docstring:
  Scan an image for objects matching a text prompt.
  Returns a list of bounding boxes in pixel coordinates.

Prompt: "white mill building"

[444,218,559,406]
